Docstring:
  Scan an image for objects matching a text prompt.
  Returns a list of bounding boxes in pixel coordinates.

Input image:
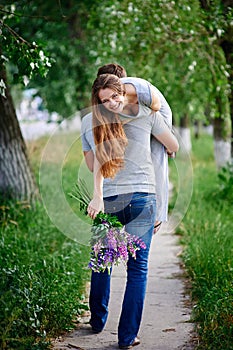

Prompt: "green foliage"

[1,0,232,121]
[87,0,231,123]
[175,135,233,349]
[1,1,97,115]
[93,211,122,228]
[0,10,53,86]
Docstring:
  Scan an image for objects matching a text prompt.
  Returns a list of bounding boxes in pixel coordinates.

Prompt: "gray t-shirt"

[103,106,168,197]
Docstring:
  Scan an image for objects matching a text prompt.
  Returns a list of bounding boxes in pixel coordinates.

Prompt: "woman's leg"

[89,195,122,332]
[118,193,156,347]
[89,192,156,341]
[89,269,111,332]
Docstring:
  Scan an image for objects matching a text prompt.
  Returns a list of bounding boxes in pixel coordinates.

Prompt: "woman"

[87,74,179,349]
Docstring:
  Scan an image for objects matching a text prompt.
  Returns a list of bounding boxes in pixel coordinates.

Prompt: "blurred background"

[0,2,232,350]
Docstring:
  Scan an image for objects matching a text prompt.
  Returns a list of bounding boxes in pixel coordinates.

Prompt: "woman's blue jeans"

[89,192,156,347]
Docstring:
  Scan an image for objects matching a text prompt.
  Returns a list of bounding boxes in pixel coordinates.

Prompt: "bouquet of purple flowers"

[69,180,146,273]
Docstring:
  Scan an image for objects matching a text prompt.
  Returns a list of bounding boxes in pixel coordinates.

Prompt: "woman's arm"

[123,78,161,112]
[150,87,161,112]
[87,156,104,219]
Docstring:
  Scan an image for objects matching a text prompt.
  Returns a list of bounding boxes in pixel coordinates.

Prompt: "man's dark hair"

[97,63,127,78]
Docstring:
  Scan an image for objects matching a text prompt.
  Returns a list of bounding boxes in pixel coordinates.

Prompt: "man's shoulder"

[121,76,148,85]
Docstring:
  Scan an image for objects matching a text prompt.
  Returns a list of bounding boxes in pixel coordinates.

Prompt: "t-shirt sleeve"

[151,111,170,137]
[136,79,153,107]
[81,133,91,151]
[121,77,152,107]
[81,115,92,152]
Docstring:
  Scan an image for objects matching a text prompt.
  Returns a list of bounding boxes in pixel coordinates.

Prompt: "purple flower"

[88,216,146,274]
[93,241,103,255]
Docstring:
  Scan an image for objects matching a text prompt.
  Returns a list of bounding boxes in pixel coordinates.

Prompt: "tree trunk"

[179,114,192,153]
[213,116,231,169]
[0,68,37,201]
[194,120,202,139]
[221,37,233,159]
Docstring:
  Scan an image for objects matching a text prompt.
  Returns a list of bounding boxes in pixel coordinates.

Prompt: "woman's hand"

[88,156,104,219]
[153,220,162,234]
[166,149,176,158]
[87,195,104,219]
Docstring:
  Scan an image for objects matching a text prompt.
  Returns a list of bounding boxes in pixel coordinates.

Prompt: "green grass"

[170,134,233,350]
[0,133,91,350]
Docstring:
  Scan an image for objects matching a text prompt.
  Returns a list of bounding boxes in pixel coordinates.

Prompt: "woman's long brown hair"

[92,74,128,178]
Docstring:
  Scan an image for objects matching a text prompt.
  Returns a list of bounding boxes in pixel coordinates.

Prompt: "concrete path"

[53,223,195,350]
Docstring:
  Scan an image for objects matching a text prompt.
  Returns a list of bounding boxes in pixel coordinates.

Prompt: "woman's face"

[98,88,125,113]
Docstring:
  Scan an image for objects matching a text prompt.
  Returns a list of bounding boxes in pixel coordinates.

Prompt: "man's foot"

[119,336,140,349]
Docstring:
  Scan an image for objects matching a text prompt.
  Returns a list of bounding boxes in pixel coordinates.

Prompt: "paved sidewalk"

[53,224,195,350]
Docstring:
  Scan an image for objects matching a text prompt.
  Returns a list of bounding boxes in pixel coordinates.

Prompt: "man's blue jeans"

[89,192,156,347]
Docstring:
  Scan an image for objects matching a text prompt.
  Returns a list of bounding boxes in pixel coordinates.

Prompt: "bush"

[0,200,90,349]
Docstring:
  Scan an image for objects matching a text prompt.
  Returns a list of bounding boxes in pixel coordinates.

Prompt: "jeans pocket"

[128,195,156,228]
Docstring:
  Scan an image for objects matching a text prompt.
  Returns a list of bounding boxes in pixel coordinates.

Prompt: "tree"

[0,0,98,199]
[216,1,233,161]
[199,0,232,166]
[0,4,52,200]
[0,66,37,200]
